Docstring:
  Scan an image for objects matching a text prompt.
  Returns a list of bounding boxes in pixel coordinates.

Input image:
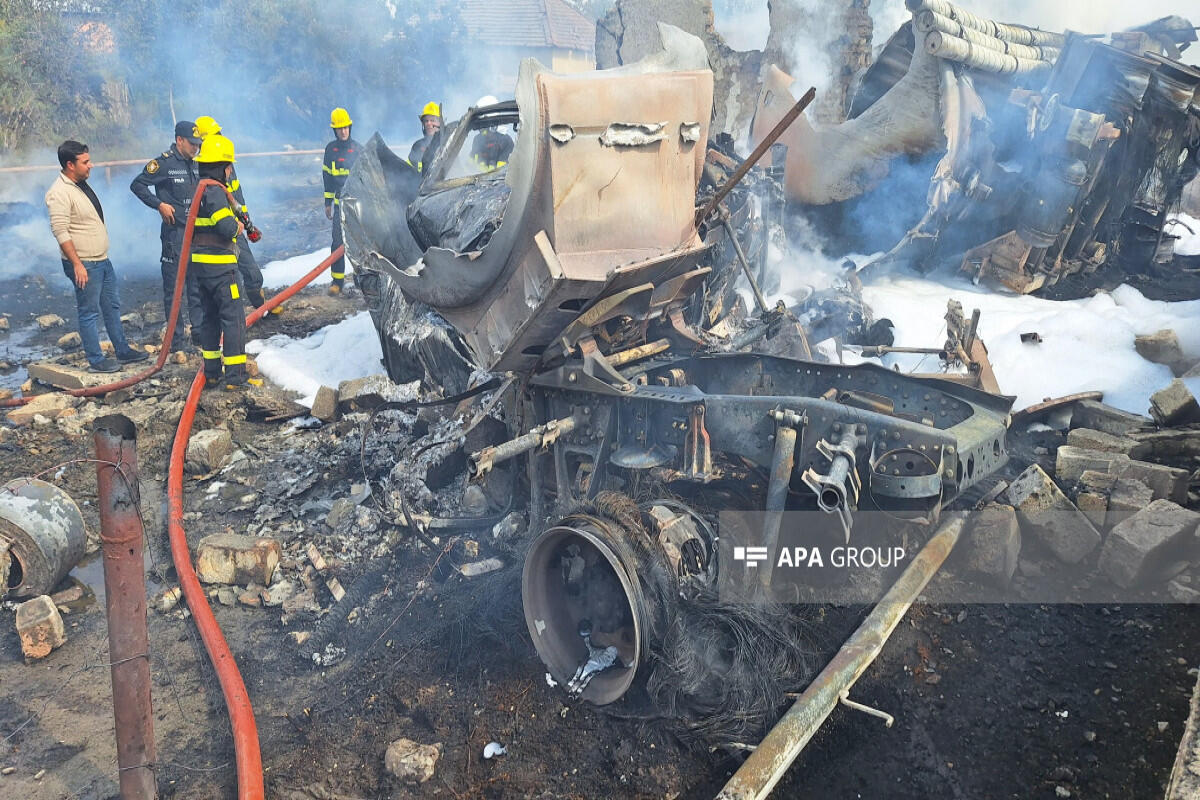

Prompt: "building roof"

[460,0,595,53]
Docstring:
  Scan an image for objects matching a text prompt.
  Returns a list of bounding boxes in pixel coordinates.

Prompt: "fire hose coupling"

[469,414,581,477]
[801,426,866,541]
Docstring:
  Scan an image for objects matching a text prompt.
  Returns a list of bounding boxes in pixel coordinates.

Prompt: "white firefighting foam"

[246,311,381,407]
[259,247,335,288]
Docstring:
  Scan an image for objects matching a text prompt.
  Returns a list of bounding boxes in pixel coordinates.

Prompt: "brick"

[1150,380,1200,426]
[1054,446,1187,504]
[1098,500,1200,588]
[963,504,1021,587]
[336,374,413,412]
[5,393,78,426]
[1118,460,1189,505]
[1006,464,1100,564]
[195,533,281,586]
[310,385,338,422]
[185,429,232,474]
[1107,478,1154,529]
[1065,428,1140,456]
[36,314,64,329]
[1070,399,1150,436]
[16,595,66,659]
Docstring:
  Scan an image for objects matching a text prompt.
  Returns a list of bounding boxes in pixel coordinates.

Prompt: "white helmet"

[475,95,499,108]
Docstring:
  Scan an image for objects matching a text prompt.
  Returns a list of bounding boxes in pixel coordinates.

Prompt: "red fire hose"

[162,181,344,799]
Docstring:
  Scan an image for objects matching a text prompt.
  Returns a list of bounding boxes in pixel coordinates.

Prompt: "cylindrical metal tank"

[1017,158,1089,248]
[0,477,87,598]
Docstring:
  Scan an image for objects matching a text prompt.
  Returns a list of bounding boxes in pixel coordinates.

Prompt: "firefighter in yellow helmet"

[193,115,279,315]
[192,134,257,391]
[323,107,360,294]
[407,101,441,173]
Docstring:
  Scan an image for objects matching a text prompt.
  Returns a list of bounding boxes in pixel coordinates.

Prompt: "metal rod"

[608,338,671,367]
[93,414,157,800]
[696,87,817,226]
[716,512,967,800]
[759,409,804,593]
[471,415,579,476]
[720,216,770,314]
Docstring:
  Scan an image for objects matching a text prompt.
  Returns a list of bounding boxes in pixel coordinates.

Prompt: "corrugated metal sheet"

[460,0,595,53]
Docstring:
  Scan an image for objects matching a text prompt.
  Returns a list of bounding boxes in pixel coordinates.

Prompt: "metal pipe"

[716,512,967,800]
[759,409,804,592]
[608,339,671,367]
[696,88,816,226]
[92,414,156,800]
[914,9,1060,61]
[471,415,580,476]
[720,216,770,314]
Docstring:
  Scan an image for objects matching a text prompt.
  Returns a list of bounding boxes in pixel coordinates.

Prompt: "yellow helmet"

[330,107,353,128]
[194,115,222,138]
[195,133,236,163]
[420,101,441,119]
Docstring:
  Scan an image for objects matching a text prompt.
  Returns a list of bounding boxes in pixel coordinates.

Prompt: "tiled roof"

[460,0,595,53]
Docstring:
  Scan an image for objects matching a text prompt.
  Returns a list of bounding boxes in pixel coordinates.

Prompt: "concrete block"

[963,504,1021,587]
[1065,428,1140,456]
[185,429,232,474]
[1107,478,1154,529]
[1136,329,1187,373]
[1150,380,1200,426]
[384,738,442,783]
[56,331,81,350]
[1077,470,1119,493]
[310,385,338,422]
[5,393,78,426]
[337,374,410,412]
[36,314,64,329]
[1119,460,1189,505]
[27,361,120,391]
[1076,491,1109,530]
[16,595,66,659]
[1006,464,1101,564]
[1055,446,1122,483]
[195,533,281,586]
[1070,399,1150,436]
[1099,500,1200,588]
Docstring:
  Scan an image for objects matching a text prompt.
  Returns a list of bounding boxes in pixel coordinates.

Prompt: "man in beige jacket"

[45,140,148,373]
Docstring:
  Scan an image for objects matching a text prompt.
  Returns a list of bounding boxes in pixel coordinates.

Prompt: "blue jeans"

[61,258,133,365]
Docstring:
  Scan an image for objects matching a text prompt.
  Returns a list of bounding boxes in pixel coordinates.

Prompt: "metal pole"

[93,414,157,800]
[716,512,967,800]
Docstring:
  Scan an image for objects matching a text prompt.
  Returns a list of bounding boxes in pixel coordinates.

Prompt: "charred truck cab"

[341,24,1010,714]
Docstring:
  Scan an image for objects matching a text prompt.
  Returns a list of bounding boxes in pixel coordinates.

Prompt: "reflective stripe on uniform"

[195,207,235,227]
[330,272,345,279]
[223,354,247,365]
[229,178,240,191]
[201,349,222,360]
[322,164,349,176]
[230,282,240,300]
[191,253,238,264]
[323,191,336,199]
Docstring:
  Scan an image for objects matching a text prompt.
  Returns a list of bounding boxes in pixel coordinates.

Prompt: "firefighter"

[191,134,257,391]
[407,101,442,172]
[130,120,202,351]
[323,107,360,295]
[193,115,279,315]
[468,96,514,174]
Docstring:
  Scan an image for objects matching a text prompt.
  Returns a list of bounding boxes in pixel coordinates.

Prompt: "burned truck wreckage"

[755,0,1200,293]
[337,21,1014,749]
[334,2,1198,775]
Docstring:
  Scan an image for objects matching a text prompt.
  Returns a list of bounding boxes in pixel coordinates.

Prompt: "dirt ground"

[1,194,1198,800]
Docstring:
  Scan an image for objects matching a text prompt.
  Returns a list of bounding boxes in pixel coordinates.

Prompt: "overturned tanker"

[342,24,1011,749]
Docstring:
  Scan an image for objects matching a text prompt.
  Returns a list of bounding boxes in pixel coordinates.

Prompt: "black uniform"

[322,136,360,287]
[191,183,248,385]
[227,166,265,306]
[470,130,514,173]
[130,144,200,347]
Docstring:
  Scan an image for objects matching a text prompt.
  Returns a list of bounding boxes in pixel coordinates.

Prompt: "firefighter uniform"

[192,136,250,388]
[407,100,442,172]
[470,129,514,173]
[323,107,360,291]
[194,115,270,311]
[130,131,201,348]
